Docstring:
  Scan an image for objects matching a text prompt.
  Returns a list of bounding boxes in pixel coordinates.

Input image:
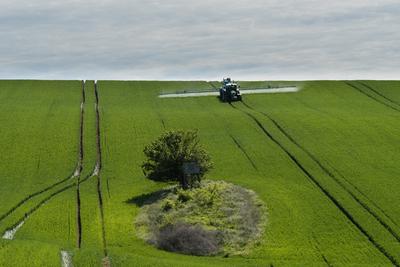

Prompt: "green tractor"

[219,78,242,102]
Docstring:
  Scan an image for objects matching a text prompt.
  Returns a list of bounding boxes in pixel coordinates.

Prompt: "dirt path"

[230,102,399,266]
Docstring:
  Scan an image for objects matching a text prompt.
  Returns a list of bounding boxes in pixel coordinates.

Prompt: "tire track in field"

[2,81,86,242]
[311,233,332,267]
[99,119,111,199]
[345,82,400,113]
[0,174,73,223]
[0,81,86,227]
[242,101,400,242]
[327,162,400,229]
[229,134,258,171]
[75,80,85,248]
[2,172,93,240]
[229,103,400,266]
[94,81,109,261]
[2,182,76,239]
[321,252,331,266]
[193,96,260,171]
[358,82,400,107]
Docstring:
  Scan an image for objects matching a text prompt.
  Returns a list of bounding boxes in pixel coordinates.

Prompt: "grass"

[0,80,399,266]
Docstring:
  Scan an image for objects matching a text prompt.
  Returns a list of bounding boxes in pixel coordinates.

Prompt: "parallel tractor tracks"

[0,81,86,241]
[0,174,73,224]
[359,82,400,107]
[345,81,400,113]
[0,80,110,265]
[229,101,400,266]
[193,95,259,172]
[241,101,400,242]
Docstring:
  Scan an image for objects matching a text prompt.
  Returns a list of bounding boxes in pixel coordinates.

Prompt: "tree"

[142,130,212,189]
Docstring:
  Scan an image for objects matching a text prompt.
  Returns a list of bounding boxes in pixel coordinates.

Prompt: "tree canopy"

[141,130,212,189]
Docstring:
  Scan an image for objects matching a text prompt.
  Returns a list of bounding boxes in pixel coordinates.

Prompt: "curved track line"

[2,80,87,246]
[230,103,399,266]
[0,174,74,223]
[2,182,76,239]
[2,172,93,241]
[1,80,87,225]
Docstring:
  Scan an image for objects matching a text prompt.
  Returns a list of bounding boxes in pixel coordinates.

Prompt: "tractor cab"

[219,78,242,102]
[223,78,232,85]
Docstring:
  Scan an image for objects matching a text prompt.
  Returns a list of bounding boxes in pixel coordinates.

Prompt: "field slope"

[0,80,399,266]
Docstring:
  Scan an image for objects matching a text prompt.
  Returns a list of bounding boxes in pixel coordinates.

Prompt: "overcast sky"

[0,0,399,80]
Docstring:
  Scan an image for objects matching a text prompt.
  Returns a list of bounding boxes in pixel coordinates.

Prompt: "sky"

[0,0,399,80]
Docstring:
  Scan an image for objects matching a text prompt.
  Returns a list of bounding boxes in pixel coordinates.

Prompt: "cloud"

[0,0,399,80]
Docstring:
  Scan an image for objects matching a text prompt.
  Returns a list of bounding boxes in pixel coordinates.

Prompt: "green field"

[0,80,399,266]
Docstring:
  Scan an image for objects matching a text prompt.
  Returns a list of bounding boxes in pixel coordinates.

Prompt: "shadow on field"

[125,188,172,207]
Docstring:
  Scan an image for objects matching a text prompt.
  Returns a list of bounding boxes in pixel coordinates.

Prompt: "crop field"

[0,80,399,266]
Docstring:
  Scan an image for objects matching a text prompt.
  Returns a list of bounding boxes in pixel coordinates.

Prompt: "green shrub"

[141,130,213,189]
